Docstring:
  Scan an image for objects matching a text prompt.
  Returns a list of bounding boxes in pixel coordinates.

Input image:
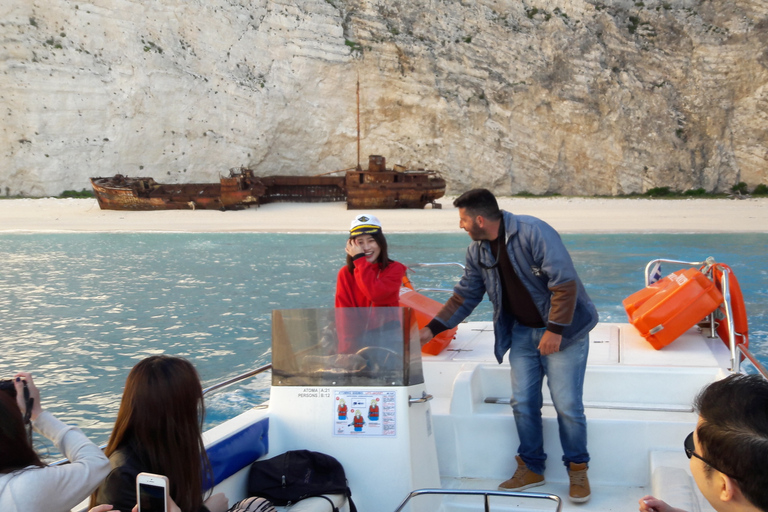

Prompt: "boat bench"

[431,363,709,486]
[206,417,348,512]
[650,451,716,512]
[447,363,714,414]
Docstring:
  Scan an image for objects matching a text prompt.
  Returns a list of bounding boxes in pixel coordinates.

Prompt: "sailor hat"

[349,214,382,237]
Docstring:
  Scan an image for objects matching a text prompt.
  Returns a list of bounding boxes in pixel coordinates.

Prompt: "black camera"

[0,378,16,397]
[0,378,34,423]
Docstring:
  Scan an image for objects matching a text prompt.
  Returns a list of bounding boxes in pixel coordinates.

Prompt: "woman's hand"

[90,506,114,512]
[13,372,43,422]
[203,492,229,512]
[345,238,363,258]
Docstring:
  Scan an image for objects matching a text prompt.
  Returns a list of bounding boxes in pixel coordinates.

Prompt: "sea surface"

[0,233,766,457]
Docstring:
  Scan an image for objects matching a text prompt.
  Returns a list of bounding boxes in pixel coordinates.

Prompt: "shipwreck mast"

[356,77,362,172]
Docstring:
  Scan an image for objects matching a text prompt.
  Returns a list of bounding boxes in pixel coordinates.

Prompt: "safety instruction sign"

[333,390,396,437]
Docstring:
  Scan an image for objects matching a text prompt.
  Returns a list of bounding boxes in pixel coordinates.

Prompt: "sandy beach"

[1,196,767,234]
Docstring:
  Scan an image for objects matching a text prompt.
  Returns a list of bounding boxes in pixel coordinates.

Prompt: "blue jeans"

[508,324,589,474]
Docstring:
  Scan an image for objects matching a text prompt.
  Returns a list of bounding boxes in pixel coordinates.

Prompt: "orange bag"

[623,268,723,350]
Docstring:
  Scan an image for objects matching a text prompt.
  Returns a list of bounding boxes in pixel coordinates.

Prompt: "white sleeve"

[28,411,111,510]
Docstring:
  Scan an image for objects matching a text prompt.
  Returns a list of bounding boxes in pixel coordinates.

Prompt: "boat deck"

[420,321,727,512]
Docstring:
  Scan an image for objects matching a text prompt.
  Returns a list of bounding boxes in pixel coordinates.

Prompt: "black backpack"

[247,450,357,512]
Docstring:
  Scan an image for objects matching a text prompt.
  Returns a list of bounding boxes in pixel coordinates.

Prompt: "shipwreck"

[90,155,446,211]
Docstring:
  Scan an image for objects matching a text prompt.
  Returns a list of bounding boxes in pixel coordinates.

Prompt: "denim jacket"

[436,210,598,363]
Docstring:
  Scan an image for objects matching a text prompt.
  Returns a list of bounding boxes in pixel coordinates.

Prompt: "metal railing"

[392,488,562,512]
[407,262,465,293]
[202,363,272,396]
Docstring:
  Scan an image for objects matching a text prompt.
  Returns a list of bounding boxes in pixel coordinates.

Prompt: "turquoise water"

[0,233,766,453]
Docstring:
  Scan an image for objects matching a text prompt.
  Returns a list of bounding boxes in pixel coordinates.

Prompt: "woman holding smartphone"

[0,372,110,512]
[91,355,228,512]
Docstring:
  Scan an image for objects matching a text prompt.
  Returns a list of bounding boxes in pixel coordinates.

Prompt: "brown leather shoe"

[568,462,591,503]
[498,455,545,491]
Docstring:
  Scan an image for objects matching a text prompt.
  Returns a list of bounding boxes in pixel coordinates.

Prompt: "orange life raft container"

[399,275,457,355]
[623,268,723,350]
[623,264,749,351]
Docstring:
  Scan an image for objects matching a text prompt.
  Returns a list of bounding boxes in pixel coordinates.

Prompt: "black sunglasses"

[684,431,738,480]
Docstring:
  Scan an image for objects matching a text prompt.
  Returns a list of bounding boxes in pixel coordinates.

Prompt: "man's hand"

[538,331,562,356]
[638,495,685,512]
[419,326,434,345]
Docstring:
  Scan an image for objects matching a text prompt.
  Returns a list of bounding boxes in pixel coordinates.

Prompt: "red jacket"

[335,257,407,352]
[335,257,407,308]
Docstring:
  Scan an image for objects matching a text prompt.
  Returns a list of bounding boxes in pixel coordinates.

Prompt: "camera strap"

[22,381,33,424]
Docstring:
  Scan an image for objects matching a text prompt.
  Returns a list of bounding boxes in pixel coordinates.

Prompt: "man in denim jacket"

[419,189,598,502]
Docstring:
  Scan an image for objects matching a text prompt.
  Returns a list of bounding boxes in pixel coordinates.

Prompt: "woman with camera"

[91,355,228,512]
[0,372,110,512]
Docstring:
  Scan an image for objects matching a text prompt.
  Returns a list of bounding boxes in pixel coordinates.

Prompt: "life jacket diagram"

[368,399,379,421]
[337,399,348,420]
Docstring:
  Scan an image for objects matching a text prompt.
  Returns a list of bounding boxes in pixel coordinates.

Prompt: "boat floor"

[441,477,646,511]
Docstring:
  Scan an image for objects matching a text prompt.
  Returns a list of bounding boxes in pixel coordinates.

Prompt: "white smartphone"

[136,472,169,512]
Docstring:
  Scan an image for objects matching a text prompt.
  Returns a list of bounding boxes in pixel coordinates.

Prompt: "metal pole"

[356,76,361,171]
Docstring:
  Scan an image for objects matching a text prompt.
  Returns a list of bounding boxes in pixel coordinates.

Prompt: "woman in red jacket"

[335,214,407,353]
[335,214,406,308]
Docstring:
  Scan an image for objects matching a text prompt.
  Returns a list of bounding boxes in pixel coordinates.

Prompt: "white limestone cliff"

[1,0,766,197]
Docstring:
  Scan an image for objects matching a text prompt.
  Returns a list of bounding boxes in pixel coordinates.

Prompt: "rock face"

[1,0,767,196]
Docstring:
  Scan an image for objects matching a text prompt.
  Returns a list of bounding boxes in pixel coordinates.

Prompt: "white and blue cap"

[349,214,382,237]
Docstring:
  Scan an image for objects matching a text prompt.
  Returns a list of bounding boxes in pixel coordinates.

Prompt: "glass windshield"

[271,307,424,387]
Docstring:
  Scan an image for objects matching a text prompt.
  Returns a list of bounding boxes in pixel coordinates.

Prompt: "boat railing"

[738,344,768,380]
[643,258,764,377]
[407,262,465,293]
[202,363,272,396]
[392,488,562,512]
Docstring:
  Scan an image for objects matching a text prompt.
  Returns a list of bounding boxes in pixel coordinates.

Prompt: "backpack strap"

[314,495,338,512]
[307,493,356,512]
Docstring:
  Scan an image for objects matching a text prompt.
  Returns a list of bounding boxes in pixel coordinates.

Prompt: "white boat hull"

[203,319,730,512]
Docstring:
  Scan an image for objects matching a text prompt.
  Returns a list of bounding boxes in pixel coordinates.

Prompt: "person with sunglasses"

[0,373,110,512]
[640,373,768,512]
[418,188,598,503]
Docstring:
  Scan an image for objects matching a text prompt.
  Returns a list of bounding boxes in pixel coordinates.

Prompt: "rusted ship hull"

[259,176,346,204]
[90,170,265,211]
[344,171,445,209]
[91,156,446,211]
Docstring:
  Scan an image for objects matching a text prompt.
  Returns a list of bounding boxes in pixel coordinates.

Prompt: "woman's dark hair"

[345,231,392,273]
[0,391,45,473]
[94,355,211,511]
[694,373,768,511]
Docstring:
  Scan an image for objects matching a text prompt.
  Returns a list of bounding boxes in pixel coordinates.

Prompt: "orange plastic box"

[399,287,458,355]
[622,268,723,350]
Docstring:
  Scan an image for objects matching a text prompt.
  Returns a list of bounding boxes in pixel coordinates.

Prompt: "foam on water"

[0,232,765,455]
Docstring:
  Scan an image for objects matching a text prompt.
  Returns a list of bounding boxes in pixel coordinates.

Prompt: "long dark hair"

[345,231,392,273]
[94,355,211,511]
[0,391,45,473]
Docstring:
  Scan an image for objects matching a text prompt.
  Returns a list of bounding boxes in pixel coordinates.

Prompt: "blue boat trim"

[204,417,269,489]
